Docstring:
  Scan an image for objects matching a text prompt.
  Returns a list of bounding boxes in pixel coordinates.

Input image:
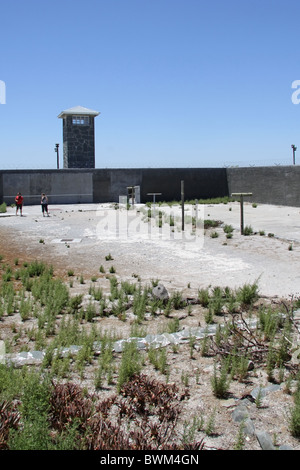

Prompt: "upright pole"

[292,145,297,165]
[181,180,184,231]
[55,144,60,169]
[231,193,253,235]
[240,194,244,235]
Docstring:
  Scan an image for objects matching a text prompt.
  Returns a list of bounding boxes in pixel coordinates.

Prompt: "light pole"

[291,144,297,165]
[55,143,59,169]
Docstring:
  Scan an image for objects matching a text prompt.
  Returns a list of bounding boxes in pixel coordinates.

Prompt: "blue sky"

[1,0,300,169]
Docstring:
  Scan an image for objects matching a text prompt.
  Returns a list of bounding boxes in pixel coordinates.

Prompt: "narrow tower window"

[72,116,89,125]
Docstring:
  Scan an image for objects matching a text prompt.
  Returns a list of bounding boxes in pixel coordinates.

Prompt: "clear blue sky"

[1,0,300,169]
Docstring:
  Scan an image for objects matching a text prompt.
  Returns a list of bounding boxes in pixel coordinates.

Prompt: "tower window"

[72,116,89,125]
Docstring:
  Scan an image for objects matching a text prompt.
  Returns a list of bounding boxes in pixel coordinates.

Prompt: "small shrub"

[243,225,253,236]
[68,294,83,314]
[236,281,259,305]
[117,341,142,392]
[148,346,168,375]
[0,203,7,213]
[211,362,231,398]
[223,224,233,234]
[210,231,219,238]
[169,215,175,226]
[289,388,300,438]
[198,288,210,307]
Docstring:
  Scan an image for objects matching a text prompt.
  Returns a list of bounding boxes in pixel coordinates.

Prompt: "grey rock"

[256,430,276,450]
[232,405,249,423]
[251,384,281,400]
[0,340,5,365]
[152,283,169,301]
[232,405,255,436]
[243,418,255,436]
[61,345,81,356]
[279,444,294,450]
[30,351,45,361]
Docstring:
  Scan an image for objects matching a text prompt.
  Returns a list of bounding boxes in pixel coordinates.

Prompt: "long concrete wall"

[0,170,94,205]
[0,166,299,207]
[226,166,300,206]
[0,168,229,205]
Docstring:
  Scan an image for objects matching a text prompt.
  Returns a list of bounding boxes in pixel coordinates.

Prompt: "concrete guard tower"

[58,105,100,168]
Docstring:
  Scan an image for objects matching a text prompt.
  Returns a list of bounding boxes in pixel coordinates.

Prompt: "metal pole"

[292,145,297,165]
[240,195,244,235]
[55,144,59,169]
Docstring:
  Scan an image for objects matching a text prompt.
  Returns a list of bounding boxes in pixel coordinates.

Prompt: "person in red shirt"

[15,192,23,216]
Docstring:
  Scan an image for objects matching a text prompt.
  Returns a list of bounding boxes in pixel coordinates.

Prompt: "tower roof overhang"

[58,105,100,119]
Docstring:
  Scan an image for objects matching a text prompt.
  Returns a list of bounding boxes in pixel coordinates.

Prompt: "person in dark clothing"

[41,193,49,217]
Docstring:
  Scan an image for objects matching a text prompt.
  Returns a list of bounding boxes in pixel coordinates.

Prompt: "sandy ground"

[1,200,300,450]
[1,200,300,299]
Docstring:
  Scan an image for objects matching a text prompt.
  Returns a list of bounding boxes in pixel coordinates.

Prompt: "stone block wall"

[226,166,300,206]
[63,116,96,168]
[1,166,300,207]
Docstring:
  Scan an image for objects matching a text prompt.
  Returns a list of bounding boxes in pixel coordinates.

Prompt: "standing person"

[15,192,23,216]
[41,193,49,217]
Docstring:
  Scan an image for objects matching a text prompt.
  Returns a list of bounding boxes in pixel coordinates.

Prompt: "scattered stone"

[232,404,256,436]
[152,283,169,301]
[255,430,276,450]
[250,384,281,401]
[232,404,249,423]
[243,419,255,436]
[0,341,5,365]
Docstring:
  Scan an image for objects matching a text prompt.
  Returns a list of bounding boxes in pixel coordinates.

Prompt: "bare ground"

[1,201,300,450]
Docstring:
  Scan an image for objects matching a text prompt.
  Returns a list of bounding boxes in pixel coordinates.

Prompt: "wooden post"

[240,194,244,234]
[231,193,252,234]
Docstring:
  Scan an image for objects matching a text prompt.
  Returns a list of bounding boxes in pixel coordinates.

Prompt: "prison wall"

[0,170,94,205]
[226,166,300,206]
[0,166,299,207]
[0,168,229,205]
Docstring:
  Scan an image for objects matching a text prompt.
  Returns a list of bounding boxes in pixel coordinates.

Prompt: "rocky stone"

[0,340,5,365]
[242,419,255,436]
[232,404,255,436]
[255,431,276,450]
[251,384,281,401]
[152,283,169,301]
[232,405,249,423]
